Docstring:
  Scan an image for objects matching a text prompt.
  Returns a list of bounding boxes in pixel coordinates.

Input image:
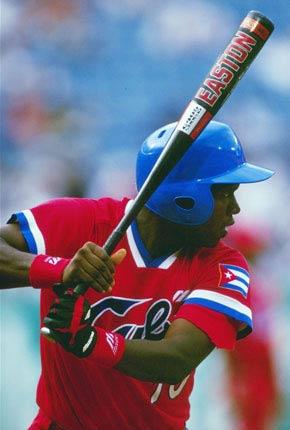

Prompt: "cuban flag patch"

[218,264,250,298]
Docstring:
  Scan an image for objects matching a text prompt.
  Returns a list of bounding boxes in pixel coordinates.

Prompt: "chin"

[205,240,219,248]
[203,235,220,248]
[185,235,219,250]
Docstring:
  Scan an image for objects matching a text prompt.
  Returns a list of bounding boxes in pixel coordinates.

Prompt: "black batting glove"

[42,284,97,358]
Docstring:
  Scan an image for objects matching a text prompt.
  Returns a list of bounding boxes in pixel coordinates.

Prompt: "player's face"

[180,184,240,249]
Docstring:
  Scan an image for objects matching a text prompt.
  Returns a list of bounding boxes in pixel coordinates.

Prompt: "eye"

[211,185,238,199]
[216,190,233,200]
[222,192,231,198]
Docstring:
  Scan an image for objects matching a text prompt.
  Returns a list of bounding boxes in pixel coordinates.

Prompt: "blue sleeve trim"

[12,212,38,254]
[185,297,253,334]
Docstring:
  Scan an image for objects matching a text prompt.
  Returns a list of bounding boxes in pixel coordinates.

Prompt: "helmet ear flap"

[169,183,214,225]
[189,184,215,225]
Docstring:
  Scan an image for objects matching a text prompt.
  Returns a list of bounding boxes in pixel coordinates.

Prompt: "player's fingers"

[46,307,75,327]
[41,327,71,348]
[111,249,127,266]
[64,256,114,291]
[82,242,116,274]
[54,296,78,311]
[43,315,66,329]
[68,245,115,286]
[46,296,76,318]
[80,253,114,285]
[72,266,113,293]
[53,283,70,297]
[43,315,70,329]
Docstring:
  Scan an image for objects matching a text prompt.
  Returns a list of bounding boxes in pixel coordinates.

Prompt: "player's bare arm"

[116,318,215,384]
[0,224,126,291]
[0,224,33,288]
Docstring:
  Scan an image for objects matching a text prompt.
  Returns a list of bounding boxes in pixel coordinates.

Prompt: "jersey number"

[151,375,190,404]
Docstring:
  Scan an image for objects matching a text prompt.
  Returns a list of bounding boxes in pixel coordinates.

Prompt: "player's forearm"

[116,337,199,384]
[0,237,34,288]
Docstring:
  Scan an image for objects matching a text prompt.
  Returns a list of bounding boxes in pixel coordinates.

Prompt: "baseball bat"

[73,10,274,296]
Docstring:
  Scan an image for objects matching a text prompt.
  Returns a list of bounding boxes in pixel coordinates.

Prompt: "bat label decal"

[177,101,206,134]
[196,31,257,108]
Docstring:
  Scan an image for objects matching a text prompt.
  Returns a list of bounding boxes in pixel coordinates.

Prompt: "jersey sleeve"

[174,247,252,350]
[7,198,102,257]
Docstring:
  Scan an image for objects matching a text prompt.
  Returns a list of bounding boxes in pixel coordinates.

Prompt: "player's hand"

[62,242,126,293]
[42,286,97,358]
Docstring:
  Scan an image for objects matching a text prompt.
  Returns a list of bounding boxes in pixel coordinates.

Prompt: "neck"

[135,208,190,258]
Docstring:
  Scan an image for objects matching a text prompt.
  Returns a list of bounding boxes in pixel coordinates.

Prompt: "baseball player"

[0,121,274,430]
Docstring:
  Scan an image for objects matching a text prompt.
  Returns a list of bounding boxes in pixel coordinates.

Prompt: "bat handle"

[73,228,126,296]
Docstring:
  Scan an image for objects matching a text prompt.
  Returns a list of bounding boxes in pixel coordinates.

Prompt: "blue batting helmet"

[136,121,274,225]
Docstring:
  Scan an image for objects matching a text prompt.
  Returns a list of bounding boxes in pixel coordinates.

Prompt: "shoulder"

[21,196,130,225]
[91,197,130,225]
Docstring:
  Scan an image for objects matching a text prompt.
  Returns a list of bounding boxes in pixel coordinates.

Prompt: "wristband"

[91,327,126,367]
[29,254,70,289]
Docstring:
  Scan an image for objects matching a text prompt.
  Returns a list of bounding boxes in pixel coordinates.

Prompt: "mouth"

[221,220,235,237]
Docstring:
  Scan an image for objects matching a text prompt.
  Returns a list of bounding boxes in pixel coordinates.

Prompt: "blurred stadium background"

[1,1,289,429]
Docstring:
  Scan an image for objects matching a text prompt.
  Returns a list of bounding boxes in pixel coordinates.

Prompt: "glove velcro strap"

[91,327,125,367]
[69,295,85,342]
[29,254,70,289]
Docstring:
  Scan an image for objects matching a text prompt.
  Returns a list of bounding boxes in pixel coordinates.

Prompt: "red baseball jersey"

[10,197,252,430]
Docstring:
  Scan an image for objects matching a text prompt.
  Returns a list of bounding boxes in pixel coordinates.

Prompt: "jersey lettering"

[91,296,150,323]
[90,296,172,340]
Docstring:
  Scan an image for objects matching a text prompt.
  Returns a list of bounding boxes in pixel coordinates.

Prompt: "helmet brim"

[210,162,274,184]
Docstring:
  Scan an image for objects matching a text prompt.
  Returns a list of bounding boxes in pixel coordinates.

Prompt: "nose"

[230,195,240,215]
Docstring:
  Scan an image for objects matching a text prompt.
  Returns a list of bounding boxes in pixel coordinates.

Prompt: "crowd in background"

[1,1,290,429]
